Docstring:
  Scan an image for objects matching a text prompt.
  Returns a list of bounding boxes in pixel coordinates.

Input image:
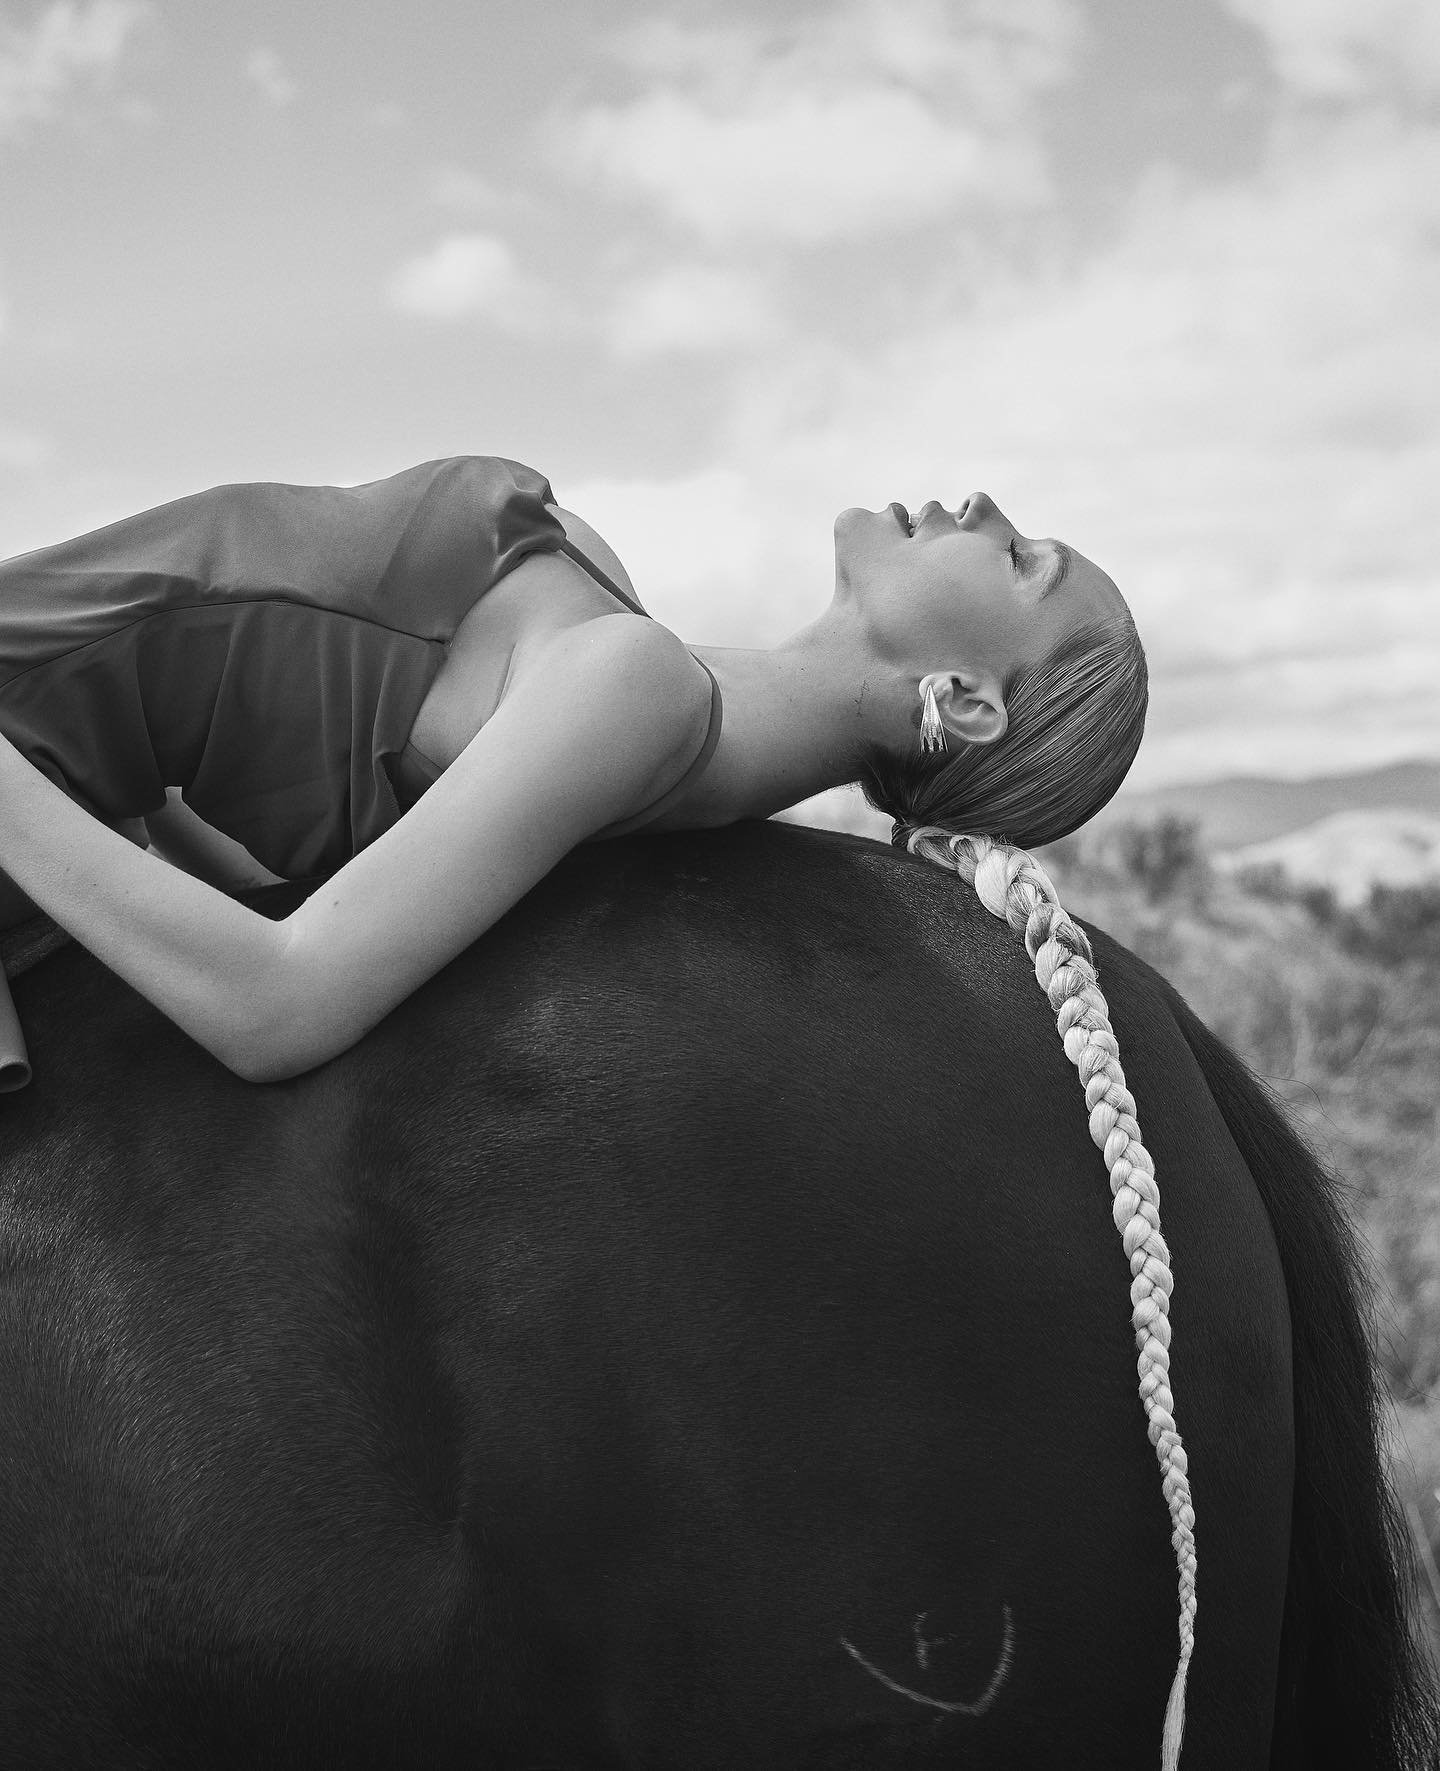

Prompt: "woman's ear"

[919,668,1008,747]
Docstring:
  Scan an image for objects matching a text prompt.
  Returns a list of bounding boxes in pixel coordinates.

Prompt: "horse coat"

[0,822,1431,1769]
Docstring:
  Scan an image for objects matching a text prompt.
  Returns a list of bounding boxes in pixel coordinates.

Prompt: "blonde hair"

[863,616,1148,849]
[901,828,1196,1771]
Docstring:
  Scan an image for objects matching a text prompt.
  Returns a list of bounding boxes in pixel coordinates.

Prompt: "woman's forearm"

[0,736,289,1077]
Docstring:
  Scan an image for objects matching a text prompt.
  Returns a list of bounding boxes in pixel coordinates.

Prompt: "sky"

[1,0,1437,791]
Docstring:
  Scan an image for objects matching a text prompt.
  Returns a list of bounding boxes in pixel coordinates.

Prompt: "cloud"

[243,45,298,109]
[1221,0,1440,100]
[0,425,51,468]
[556,0,1081,244]
[425,163,505,214]
[385,230,542,326]
[567,88,1037,245]
[606,264,780,357]
[0,0,152,138]
[548,466,775,634]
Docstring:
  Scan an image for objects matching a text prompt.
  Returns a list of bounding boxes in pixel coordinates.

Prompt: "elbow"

[223,1038,312,1086]
[214,989,339,1086]
[210,926,377,1084]
[217,1022,315,1086]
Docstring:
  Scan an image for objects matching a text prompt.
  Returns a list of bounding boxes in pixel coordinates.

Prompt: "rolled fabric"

[0,966,32,1091]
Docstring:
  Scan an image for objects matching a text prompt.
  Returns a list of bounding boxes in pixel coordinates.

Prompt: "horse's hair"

[900,824,1196,1771]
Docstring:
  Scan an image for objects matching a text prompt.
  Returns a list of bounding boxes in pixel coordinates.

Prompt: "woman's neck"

[682,604,910,825]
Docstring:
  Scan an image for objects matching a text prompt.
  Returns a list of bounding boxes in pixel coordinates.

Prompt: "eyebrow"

[1036,540,1073,600]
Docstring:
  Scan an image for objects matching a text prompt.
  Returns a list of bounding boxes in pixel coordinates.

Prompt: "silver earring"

[920,684,947,756]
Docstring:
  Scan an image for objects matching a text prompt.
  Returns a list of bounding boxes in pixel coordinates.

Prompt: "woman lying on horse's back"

[0,462,1140,1085]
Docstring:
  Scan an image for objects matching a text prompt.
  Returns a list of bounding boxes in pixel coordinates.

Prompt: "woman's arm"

[0,615,711,1082]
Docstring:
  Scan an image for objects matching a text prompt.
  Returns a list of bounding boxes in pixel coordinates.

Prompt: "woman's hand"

[0,728,291,1075]
[145,788,288,893]
[0,615,711,1081]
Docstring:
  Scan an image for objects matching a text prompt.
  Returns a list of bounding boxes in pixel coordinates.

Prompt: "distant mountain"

[1220,808,1440,906]
[779,760,1440,871]
[1093,759,1440,850]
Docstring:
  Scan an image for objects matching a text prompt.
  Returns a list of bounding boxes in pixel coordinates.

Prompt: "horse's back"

[0,824,1292,1769]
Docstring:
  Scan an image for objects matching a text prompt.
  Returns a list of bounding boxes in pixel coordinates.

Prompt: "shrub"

[1235,860,1293,903]
[1112,815,1211,904]
[1339,884,1440,968]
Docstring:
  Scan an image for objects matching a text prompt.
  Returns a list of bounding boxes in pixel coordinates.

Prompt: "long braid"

[902,825,1197,1771]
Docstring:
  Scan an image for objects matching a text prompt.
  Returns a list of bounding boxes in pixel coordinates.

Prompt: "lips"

[889,501,911,534]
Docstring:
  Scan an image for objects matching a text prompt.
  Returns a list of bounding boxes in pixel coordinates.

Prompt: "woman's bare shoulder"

[523,611,710,753]
[545,503,640,604]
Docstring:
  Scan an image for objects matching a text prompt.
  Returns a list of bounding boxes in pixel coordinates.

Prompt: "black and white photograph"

[1,2,1438,1766]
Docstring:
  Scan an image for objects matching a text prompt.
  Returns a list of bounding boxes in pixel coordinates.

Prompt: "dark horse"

[0,823,1434,1770]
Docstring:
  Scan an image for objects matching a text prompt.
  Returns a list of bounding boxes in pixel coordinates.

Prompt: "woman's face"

[834,490,1125,681]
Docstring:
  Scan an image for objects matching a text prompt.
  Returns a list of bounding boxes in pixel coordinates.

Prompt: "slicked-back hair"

[862,616,1149,850]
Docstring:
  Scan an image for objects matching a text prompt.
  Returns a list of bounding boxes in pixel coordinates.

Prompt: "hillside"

[1223,808,1440,905]
[1093,758,1440,849]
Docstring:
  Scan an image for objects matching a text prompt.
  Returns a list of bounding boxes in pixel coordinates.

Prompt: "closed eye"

[1011,536,1073,598]
[1037,540,1073,599]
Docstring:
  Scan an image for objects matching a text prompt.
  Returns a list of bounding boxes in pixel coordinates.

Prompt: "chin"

[833,505,886,544]
[832,509,865,579]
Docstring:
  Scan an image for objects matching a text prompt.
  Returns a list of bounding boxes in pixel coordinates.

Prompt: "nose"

[957,491,1001,530]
